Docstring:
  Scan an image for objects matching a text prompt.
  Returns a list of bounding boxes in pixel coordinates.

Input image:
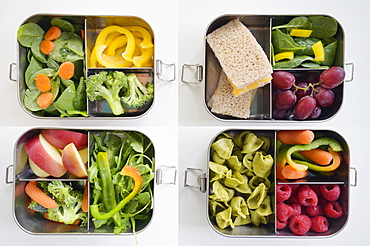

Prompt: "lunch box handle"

[156,165,177,185]
[5,165,14,184]
[184,167,207,193]
[9,63,17,82]
[156,60,176,82]
[181,64,203,84]
[345,62,354,82]
[350,167,357,187]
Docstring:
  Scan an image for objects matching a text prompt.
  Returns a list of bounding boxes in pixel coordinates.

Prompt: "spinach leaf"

[46,57,60,70]
[30,36,47,63]
[26,68,56,90]
[294,37,321,56]
[273,55,318,69]
[321,38,338,66]
[50,32,84,62]
[73,77,87,111]
[272,29,305,53]
[301,62,329,68]
[50,17,75,32]
[17,22,44,47]
[23,89,41,111]
[272,17,312,31]
[25,56,44,84]
[308,16,338,38]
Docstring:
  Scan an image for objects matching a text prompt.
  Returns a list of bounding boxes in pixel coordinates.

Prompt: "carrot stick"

[35,73,51,92]
[58,61,75,80]
[277,130,314,145]
[40,40,56,55]
[82,182,89,213]
[44,26,62,41]
[37,92,54,109]
[25,182,58,209]
[281,164,309,179]
[300,148,333,165]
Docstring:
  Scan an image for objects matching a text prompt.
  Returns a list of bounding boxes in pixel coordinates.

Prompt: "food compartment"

[12,128,155,235]
[16,14,156,118]
[203,14,347,121]
[206,129,350,238]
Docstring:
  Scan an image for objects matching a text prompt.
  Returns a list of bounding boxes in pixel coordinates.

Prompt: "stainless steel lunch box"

[10,14,175,119]
[184,129,357,238]
[181,14,354,122]
[6,128,176,235]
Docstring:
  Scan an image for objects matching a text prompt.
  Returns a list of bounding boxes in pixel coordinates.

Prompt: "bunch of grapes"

[272,67,345,120]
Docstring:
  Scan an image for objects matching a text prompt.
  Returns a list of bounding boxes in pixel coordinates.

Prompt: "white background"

[0,0,369,246]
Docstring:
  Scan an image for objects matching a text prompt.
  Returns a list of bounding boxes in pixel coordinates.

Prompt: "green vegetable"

[121,73,154,110]
[88,131,154,235]
[43,181,87,226]
[28,201,48,213]
[272,16,312,31]
[308,16,338,38]
[86,71,127,115]
[272,29,305,54]
[17,22,45,47]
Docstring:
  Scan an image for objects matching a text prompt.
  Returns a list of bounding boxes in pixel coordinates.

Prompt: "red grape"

[293,96,317,120]
[272,71,296,90]
[292,82,312,100]
[313,86,335,107]
[274,90,297,109]
[308,106,322,119]
[273,108,288,119]
[319,66,345,89]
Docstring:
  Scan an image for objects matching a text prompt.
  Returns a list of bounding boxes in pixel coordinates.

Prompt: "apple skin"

[41,129,88,151]
[25,134,66,178]
[62,143,88,178]
[29,157,50,178]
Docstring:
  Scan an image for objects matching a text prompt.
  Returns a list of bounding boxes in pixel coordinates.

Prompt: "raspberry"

[276,219,288,230]
[306,204,324,217]
[298,185,318,206]
[320,184,341,201]
[277,202,293,222]
[290,203,302,216]
[324,201,344,218]
[286,195,299,205]
[289,215,312,235]
[310,216,329,233]
[289,184,300,196]
[276,184,292,203]
[309,184,321,195]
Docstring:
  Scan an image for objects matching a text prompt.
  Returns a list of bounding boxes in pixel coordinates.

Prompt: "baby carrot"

[58,61,75,80]
[37,92,54,109]
[82,182,89,213]
[277,130,314,145]
[40,40,56,55]
[44,26,62,41]
[25,181,58,209]
[35,73,51,92]
[300,148,333,165]
[281,164,309,180]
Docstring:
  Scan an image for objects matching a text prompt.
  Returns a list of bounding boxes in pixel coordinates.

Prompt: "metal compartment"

[9,128,176,235]
[13,14,174,119]
[185,129,356,238]
[182,14,353,122]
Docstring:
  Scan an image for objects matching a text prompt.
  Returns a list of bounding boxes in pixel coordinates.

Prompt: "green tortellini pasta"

[211,138,234,159]
[234,175,252,194]
[209,161,228,182]
[250,210,268,227]
[224,170,244,188]
[249,176,271,190]
[247,183,267,209]
[241,132,264,154]
[255,195,273,216]
[252,151,274,178]
[216,207,234,229]
[209,199,226,217]
[230,196,249,218]
[226,155,242,171]
[242,152,254,171]
[234,215,251,226]
[211,150,226,164]
[209,180,234,203]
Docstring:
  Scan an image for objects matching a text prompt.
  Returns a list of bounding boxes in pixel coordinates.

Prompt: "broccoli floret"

[47,190,87,225]
[47,181,78,206]
[28,201,48,213]
[86,71,127,115]
[121,73,154,110]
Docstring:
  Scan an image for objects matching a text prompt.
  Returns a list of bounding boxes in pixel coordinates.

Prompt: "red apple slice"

[62,143,88,178]
[78,147,88,164]
[41,129,88,150]
[29,157,50,178]
[25,134,66,178]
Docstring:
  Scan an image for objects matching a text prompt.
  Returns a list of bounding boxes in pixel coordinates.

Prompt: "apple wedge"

[78,147,88,164]
[25,134,66,178]
[41,129,88,150]
[62,143,88,178]
[29,157,50,178]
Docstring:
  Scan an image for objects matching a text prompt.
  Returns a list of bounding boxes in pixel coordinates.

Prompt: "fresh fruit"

[293,96,316,120]
[314,86,335,107]
[289,215,312,235]
[62,143,88,178]
[320,184,341,201]
[310,216,329,233]
[276,184,292,203]
[306,204,324,217]
[41,129,88,150]
[298,185,318,206]
[319,66,345,89]
[324,201,344,218]
[29,157,50,178]
[276,219,288,230]
[308,106,322,119]
[78,147,88,164]
[292,82,312,100]
[290,203,302,217]
[277,202,294,222]
[274,90,297,109]
[25,134,66,178]
[272,71,296,90]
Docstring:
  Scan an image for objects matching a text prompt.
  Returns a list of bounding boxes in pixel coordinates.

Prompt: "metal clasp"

[9,63,17,82]
[345,62,354,82]
[350,167,357,187]
[184,167,207,193]
[181,64,203,84]
[156,165,177,185]
[5,165,14,184]
[156,60,176,82]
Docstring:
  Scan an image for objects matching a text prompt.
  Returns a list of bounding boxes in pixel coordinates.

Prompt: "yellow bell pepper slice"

[289,29,313,37]
[104,31,122,46]
[89,46,98,68]
[133,47,154,68]
[95,44,132,68]
[105,35,128,56]
[95,25,135,62]
[274,51,294,62]
[312,41,325,61]
[123,25,154,49]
